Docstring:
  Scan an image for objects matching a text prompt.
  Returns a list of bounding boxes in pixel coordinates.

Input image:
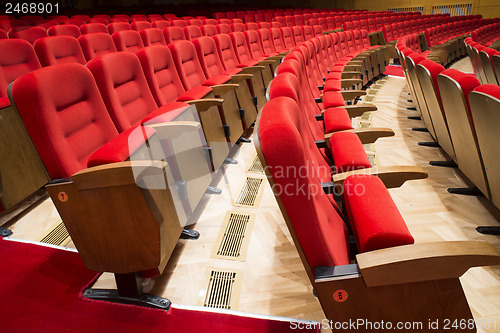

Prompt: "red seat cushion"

[176,85,212,101]
[0,97,10,109]
[323,79,341,92]
[325,71,341,80]
[87,126,156,168]
[141,102,192,124]
[323,107,353,133]
[329,132,371,173]
[203,74,231,86]
[343,174,415,253]
[237,59,259,68]
[222,67,242,76]
[322,91,345,108]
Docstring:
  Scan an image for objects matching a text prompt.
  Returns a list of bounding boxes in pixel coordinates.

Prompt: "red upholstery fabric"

[80,23,108,34]
[10,64,121,178]
[131,21,152,32]
[473,83,500,99]
[177,85,212,101]
[141,102,191,124]
[47,24,82,38]
[78,33,117,61]
[8,26,48,44]
[323,79,341,91]
[0,39,41,104]
[323,108,354,133]
[258,96,350,268]
[136,45,187,106]
[192,36,231,85]
[322,91,345,108]
[163,27,187,44]
[329,132,371,173]
[112,30,145,53]
[343,175,414,253]
[107,22,131,34]
[168,40,209,90]
[183,25,203,40]
[140,28,166,46]
[87,126,156,167]
[34,36,86,67]
[87,52,159,132]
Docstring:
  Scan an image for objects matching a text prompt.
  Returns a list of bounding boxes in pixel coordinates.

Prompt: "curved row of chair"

[465,23,500,84]
[256,19,500,330]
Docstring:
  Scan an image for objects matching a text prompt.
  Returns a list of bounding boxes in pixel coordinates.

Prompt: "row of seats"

[399,25,500,213]
[256,14,500,328]
[465,23,500,85]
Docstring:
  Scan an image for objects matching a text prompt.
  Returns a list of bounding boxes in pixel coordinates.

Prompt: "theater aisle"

[3,56,500,332]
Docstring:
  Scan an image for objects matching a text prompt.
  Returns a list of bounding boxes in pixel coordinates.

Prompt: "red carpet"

[0,237,320,332]
[383,65,405,77]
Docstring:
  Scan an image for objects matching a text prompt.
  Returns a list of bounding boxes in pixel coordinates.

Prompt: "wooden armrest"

[343,65,362,71]
[230,74,254,82]
[341,71,362,79]
[331,165,428,189]
[257,59,276,66]
[210,83,239,95]
[321,104,378,118]
[357,241,500,287]
[327,127,394,144]
[147,121,201,139]
[240,66,266,75]
[267,55,283,61]
[68,161,167,191]
[341,78,363,87]
[186,98,224,111]
[341,90,366,100]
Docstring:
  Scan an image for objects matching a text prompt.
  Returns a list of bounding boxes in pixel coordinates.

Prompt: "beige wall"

[330,0,499,18]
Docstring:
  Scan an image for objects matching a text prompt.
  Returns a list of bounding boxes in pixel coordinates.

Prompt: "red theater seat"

[47,24,82,38]
[112,30,145,53]
[8,26,47,44]
[34,36,86,67]
[78,33,117,61]
[80,23,108,34]
[140,28,166,46]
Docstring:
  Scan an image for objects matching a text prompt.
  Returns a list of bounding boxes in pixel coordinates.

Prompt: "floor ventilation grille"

[38,221,71,246]
[212,212,255,261]
[234,177,264,207]
[247,155,264,174]
[202,269,241,310]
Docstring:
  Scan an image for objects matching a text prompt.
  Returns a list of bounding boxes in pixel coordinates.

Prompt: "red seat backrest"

[136,45,187,106]
[78,33,117,61]
[87,52,159,131]
[183,25,203,40]
[131,21,152,32]
[212,34,240,70]
[168,40,208,90]
[112,30,145,53]
[151,20,170,30]
[48,24,81,38]
[201,24,217,36]
[10,63,120,178]
[8,26,47,44]
[216,23,231,34]
[34,36,86,67]
[80,23,108,34]
[230,31,255,64]
[107,22,131,34]
[140,28,166,46]
[192,36,227,79]
[163,26,187,44]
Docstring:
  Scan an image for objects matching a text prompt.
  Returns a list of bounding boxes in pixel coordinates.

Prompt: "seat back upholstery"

[9,63,119,178]
[140,28,166,46]
[80,23,108,34]
[107,22,131,34]
[87,52,159,132]
[212,34,240,70]
[163,26,187,44]
[112,30,145,53]
[183,25,203,40]
[192,36,226,79]
[48,24,82,38]
[78,33,117,62]
[168,40,208,90]
[0,39,42,102]
[136,45,187,106]
[230,31,255,64]
[201,24,217,36]
[34,36,86,67]
[131,21,152,32]
[256,96,350,269]
[8,26,48,44]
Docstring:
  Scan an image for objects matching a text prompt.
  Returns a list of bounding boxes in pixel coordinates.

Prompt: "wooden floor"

[5,57,500,332]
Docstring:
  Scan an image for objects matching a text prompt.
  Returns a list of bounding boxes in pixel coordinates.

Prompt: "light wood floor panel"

[5,56,499,332]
